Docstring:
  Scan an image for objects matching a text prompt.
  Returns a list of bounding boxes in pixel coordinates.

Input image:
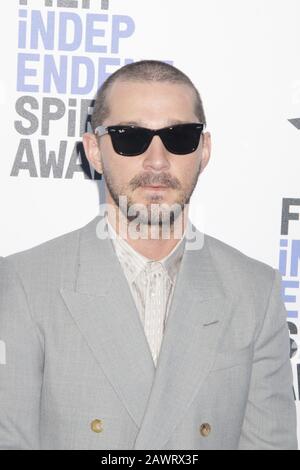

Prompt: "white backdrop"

[0,0,299,445]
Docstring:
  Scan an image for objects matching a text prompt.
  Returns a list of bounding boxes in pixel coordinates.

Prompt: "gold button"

[200,423,211,437]
[91,419,103,433]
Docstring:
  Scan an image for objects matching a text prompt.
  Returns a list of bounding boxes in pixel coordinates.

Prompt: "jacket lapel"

[60,215,156,428]
[133,231,232,449]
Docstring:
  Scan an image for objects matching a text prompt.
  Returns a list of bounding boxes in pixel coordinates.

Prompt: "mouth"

[142,185,169,190]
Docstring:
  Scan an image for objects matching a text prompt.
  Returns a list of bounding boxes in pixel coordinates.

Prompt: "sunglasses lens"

[161,124,203,155]
[109,127,151,156]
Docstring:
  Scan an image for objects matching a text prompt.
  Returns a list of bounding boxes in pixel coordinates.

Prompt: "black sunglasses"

[94,122,205,156]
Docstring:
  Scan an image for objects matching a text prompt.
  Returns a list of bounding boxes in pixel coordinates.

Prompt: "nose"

[142,135,170,171]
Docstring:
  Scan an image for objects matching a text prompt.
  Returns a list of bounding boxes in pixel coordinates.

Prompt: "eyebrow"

[114,119,192,127]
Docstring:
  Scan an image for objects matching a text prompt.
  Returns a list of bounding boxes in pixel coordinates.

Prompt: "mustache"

[130,173,181,190]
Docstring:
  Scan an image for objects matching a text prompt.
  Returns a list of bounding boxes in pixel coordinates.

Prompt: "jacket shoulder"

[203,232,277,303]
[5,224,81,270]
[2,217,99,288]
[205,232,275,275]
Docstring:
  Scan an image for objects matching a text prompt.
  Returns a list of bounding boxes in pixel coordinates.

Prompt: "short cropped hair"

[91,60,206,131]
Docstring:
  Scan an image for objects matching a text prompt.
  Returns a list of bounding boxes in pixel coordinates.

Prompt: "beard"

[101,160,202,228]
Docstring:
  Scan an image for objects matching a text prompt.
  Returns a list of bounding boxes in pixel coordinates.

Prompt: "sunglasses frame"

[94,122,205,156]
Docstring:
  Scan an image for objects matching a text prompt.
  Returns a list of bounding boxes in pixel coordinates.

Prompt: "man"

[0,60,297,450]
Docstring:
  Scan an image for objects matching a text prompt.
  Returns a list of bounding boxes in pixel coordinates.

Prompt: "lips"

[143,185,168,188]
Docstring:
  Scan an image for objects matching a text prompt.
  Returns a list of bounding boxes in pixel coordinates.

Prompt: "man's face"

[83,80,211,227]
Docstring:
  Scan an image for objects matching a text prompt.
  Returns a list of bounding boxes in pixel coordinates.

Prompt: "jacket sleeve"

[0,257,44,449]
[238,268,298,450]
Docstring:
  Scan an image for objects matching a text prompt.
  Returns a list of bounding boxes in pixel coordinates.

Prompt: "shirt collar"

[106,215,189,285]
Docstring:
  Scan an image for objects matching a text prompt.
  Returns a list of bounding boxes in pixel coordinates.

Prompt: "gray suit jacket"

[0,215,297,450]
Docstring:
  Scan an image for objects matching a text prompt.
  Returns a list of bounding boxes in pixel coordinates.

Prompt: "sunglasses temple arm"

[86,121,93,133]
[94,125,109,137]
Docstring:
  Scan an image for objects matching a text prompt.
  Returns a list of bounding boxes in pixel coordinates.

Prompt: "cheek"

[174,155,200,180]
[101,144,122,172]
[103,151,141,183]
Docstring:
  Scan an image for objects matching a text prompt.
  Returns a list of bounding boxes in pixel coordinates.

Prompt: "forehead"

[104,80,198,126]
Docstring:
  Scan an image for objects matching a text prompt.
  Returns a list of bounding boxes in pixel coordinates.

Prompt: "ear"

[199,131,211,173]
[82,132,103,174]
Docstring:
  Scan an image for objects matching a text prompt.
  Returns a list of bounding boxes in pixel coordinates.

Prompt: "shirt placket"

[144,261,167,366]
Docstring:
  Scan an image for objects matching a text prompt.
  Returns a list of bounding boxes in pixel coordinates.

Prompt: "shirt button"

[91,419,104,433]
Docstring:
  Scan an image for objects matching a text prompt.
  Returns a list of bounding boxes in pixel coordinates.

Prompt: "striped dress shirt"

[106,216,188,367]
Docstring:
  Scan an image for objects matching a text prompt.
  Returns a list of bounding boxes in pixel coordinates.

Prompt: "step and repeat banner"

[0,0,299,444]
